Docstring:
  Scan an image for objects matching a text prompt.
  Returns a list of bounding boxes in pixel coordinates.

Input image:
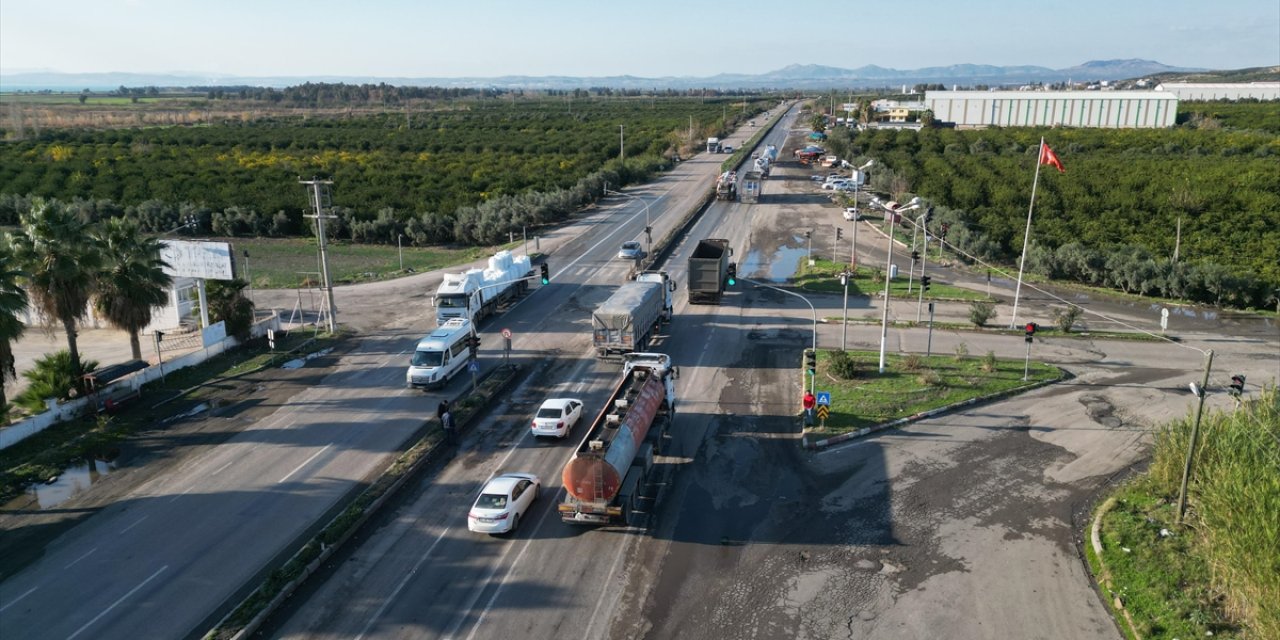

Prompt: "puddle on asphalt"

[6,453,120,510]
[741,243,810,283]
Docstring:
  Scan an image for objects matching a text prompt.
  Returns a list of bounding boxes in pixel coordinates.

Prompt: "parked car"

[821,180,849,191]
[617,241,643,260]
[809,175,825,182]
[843,207,861,221]
[531,398,583,438]
[467,472,541,534]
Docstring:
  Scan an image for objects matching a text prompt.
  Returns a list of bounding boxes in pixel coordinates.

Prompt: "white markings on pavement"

[583,526,633,640]
[462,502,559,640]
[64,547,99,569]
[278,444,332,484]
[0,586,37,613]
[210,458,236,476]
[66,565,168,640]
[353,525,454,640]
[119,515,148,535]
[167,484,194,502]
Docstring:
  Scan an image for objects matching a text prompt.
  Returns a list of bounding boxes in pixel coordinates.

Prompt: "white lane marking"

[353,525,454,640]
[0,586,37,613]
[119,515,148,535]
[167,484,194,502]
[64,547,99,569]
[278,444,332,484]
[66,565,168,640]
[210,458,236,476]
[462,497,560,640]
[584,530,633,640]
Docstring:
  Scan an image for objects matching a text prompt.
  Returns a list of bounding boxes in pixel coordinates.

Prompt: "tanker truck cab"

[406,318,473,390]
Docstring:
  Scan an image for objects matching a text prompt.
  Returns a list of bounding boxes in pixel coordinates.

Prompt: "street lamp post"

[877,198,921,373]
[606,189,653,257]
[850,159,874,269]
[745,278,818,394]
[840,270,852,350]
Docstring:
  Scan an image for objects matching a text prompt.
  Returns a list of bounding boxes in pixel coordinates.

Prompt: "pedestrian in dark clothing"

[441,410,456,445]
[437,399,449,421]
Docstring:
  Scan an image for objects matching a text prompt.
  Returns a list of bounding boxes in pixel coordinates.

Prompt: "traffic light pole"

[1022,337,1032,381]
[917,225,929,323]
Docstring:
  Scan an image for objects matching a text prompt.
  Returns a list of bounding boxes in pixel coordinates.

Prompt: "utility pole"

[1173,215,1182,262]
[301,177,338,333]
[619,124,625,162]
[1177,350,1215,524]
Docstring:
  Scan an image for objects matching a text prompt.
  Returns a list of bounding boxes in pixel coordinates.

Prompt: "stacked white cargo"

[433,250,533,325]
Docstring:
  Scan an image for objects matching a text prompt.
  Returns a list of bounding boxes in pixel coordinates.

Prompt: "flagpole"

[1010,137,1044,329]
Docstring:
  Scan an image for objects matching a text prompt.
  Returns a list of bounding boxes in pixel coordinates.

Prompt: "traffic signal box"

[1024,322,1038,343]
[467,333,481,356]
[1229,374,1246,397]
[920,275,932,291]
[805,350,816,375]
[539,263,550,285]
[726,263,737,286]
[911,251,920,261]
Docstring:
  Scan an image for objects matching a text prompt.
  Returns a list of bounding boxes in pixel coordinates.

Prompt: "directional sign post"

[1160,308,1169,334]
[501,328,513,363]
[816,391,831,428]
[468,359,480,392]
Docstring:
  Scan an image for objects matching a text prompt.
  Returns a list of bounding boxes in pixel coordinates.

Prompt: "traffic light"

[805,350,816,375]
[726,262,737,286]
[467,333,481,356]
[539,263,550,285]
[920,275,931,291]
[911,250,920,261]
[836,227,843,241]
[1024,322,1038,343]
[1229,374,1246,397]
[155,331,164,343]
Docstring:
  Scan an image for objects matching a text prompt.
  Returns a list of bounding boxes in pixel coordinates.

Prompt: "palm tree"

[0,234,30,416]
[93,218,173,360]
[205,278,254,340]
[10,199,103,393]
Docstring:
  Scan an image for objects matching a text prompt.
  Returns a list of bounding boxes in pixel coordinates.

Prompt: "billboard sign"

[160,240,235,280]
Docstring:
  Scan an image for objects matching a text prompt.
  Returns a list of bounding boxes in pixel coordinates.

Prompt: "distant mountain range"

[0,59,1207,91]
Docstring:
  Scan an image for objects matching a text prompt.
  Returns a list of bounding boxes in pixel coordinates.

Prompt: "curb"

[802,368,1068,449]
[1090,495,1145,640]
[207,364,523,640]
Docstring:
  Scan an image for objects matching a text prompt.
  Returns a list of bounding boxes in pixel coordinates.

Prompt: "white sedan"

[530,398,583,438]
[467,472,541,534]
[843,207,861,221]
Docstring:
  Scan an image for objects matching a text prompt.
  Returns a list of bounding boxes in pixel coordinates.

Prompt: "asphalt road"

[0,111,774,639]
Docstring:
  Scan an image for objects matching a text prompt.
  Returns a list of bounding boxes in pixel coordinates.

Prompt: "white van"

[406,318,473,390]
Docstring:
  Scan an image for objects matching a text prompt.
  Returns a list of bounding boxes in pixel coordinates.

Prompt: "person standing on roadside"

[441,409,456,445]
[802,390,816,426]
[437,399,449,421]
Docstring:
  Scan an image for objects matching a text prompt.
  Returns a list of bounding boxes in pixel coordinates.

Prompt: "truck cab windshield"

[436,295,467,309]
[411,349,444,367]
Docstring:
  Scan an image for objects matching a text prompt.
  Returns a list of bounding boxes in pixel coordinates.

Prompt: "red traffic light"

[1024,322,1038,335]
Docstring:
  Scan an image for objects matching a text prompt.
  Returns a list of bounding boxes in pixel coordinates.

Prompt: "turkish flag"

[1039,142,1065,173]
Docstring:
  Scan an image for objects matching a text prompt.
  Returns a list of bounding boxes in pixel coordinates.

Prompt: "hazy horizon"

[2,0,1277,79]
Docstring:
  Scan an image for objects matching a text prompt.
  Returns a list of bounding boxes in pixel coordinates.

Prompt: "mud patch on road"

[1079,394,1125,429]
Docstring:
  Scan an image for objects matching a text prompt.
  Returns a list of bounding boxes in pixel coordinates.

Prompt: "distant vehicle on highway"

[843,207,861,221]
[531,398,584,438]
[617,241,643,260]
[722,145,734,154]
[809,175,824,182]
[468,472,541,534]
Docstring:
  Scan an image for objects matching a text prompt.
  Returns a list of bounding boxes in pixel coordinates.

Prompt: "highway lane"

[262,105,802,639]
[0,107,782,639]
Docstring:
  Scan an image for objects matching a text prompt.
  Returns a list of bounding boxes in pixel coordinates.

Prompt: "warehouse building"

[1155,82,1280,101]
[925,90,1179,129]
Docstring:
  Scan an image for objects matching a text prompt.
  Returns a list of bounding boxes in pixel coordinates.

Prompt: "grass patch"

[1093,388,1279,639]
[0,331,343,504]
[795,257,991,302]
[804,349,1060,436]
[233,237,529,288]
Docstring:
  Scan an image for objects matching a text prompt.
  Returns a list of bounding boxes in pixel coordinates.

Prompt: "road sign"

[468,360,480,373]
[816,405,830,420]
[501,327,512,339]
[816,391,831,406]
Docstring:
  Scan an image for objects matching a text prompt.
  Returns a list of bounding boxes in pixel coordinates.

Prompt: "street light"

[743,278,818,394]
[877,197,921,373]
[605,189,653,257]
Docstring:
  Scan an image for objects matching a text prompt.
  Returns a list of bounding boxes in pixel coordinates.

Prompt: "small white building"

[1154,82,1280,101]
[925,90,1179,129]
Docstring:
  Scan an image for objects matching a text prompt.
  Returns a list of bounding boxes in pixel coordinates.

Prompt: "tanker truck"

[433,250,532,325]
[714,171,738,201]
[559,352,678,525]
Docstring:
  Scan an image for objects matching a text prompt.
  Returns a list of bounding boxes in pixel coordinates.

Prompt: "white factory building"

[1154,82,1280,101]
[925,90,1179,129]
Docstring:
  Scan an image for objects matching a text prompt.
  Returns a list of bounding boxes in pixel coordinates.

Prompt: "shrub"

[902,353,924,371]
[829,350,859,379]
[981,350,998,373]
[1054,305,1083,332]
[14,351,98,412]
[968,301,996,327]
[953,342,969,361]
[917,369,943,387]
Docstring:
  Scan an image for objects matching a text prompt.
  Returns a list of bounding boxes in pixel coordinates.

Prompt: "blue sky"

[2,0,1277,77]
